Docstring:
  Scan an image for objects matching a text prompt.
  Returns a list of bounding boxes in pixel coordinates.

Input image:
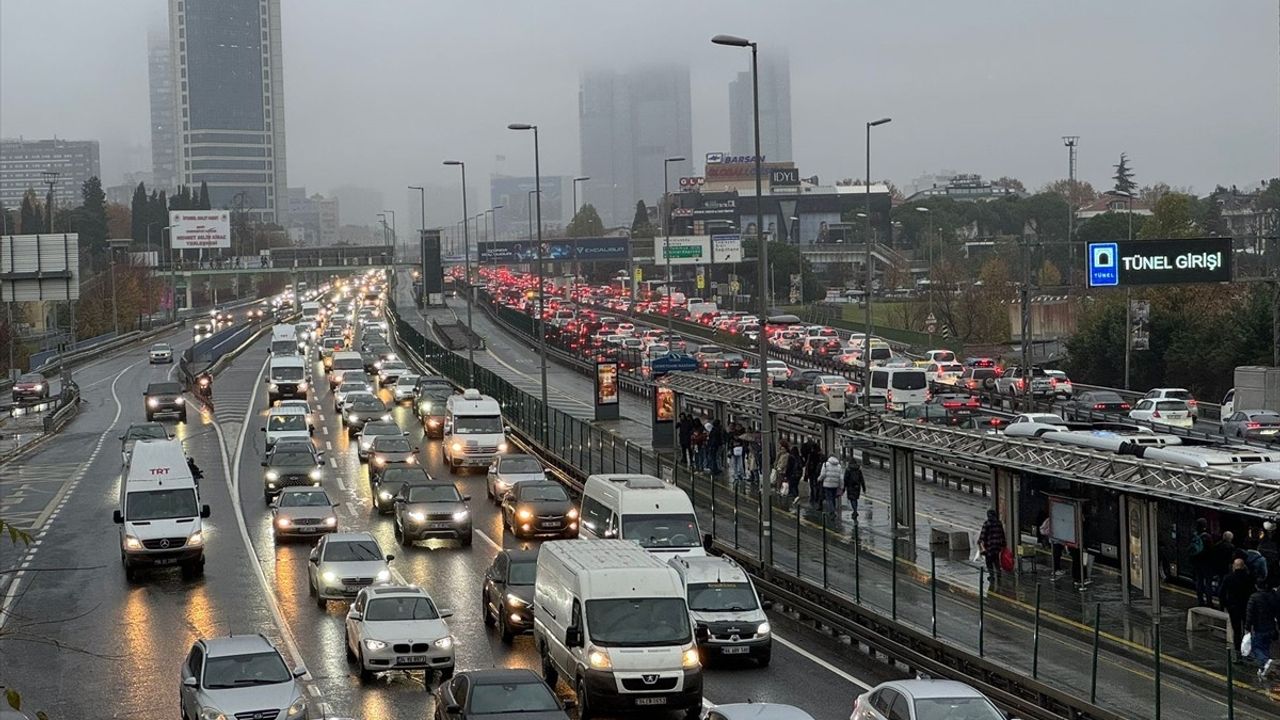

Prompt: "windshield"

[1164,390,1191,400]
[339,382,368,393]
[271,450,316,466]
[351,401,387,413]
[147,382,182,395]
[1156,401,1188,411]
[323,540,383,562]
[892,372,927,390]
[202,651,291,689]
[1091,393,1123,403]
[585,598,691,646]
[621,513,700,549]
[152,344,171,351]
[455,415,503,434]
[333,358,364,370]
[499,456,542,474]
[688,582,759,612]
[279,491,330,507]
[365,596,439,621]
[913,697,1005,720]
[508,560,536,585]
[468,681,561,714]
[128,425,169,440]
[272,366,304,381]
[18,373,42,383]
[374,437,412,453]
[408,485,461,503]
[126,488,198,521]
[271,341,295,353]
[269,414,307,431]
[518,484,568,502]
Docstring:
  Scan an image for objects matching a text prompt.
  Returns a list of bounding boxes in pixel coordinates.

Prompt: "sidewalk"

[0,412,47,461]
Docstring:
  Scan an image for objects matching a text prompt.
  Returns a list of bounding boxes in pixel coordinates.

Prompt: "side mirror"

[565,626,584,648]
[695,624,710,643]
[702,533,714,552]
[182,677,197,688]
[463,495,471,502]
[385,554,395,562]
[259,427,266,432]
[309,425,315,436]
[445,704,461,715]
[761,599,774,611]
[118,434,124,441]
[439,609,454,618]
[113,510,124,524]
[200,504,211,519]
[348,611,362,621]
[504,425,512,434]
[261,461,269,467]
[292,666,307,679]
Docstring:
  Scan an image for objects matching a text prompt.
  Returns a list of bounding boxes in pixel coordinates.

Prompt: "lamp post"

[662,156,686,333]
[377,213,388,246]
[484,205,504,274]
[507,123,550,423]
[862,117,892,409]
[527,190,539,243]
[916,206,934,344]
[443,161,476,384]
[713,33,773,566]
[382,210,397,259]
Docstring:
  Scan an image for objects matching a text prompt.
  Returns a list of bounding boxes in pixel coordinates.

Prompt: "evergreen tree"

[630,200,655,238]
[130,182,148,243]
[19,189,44,234]
[566,204,605,237]
[78,176,109,258]
[198,181,211,210]
[1113,153,1136,196]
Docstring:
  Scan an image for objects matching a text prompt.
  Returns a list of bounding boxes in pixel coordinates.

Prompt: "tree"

[994,176,1027,194]
[1040,178,1098,209]
[1077,211,1147,244]
[19,189,44,234]
[79,176,109,260]
[1139,193,1199,239]
[630,200,655,238]
[1037,259,1063,287]
[130,182,148,243]
[565,203,604,237]
[1113,153,1136,196]
[198,181,211,210]
[740,237,818,303]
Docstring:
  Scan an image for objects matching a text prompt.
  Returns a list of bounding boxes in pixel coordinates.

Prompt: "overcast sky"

[2,0,1277,225]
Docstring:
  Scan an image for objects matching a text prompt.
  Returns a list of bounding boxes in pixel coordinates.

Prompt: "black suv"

[144,381,187,422]
[261,438,324,502]
[372,466,432,514]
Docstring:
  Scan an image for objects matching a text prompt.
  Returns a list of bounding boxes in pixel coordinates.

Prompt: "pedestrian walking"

[802,439,822,507]
[784,446,803,504]
[690,422,706,471]
[1190,518,1214,607]
[1221,558,1256,662]
[978,509,1007,586]
[1244,582,1279,679]
[817,456,843,518]
[707,419,725,476]
[1214,531,1237,601]
[843,457,866,522]
[731,439,746,487]
[1258,520,1279,589]
[771,441,791,495]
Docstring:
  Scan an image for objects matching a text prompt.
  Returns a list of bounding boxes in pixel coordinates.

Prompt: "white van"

[868,367,929,411]
[328,350,365,387]
[443,389,508,473]
[534,539,703,719]
[269,323,299,356]
[300,301,322,329]
[669,555,772,665]
[579,474,705,557]
[112,439,210,581]
[266,354,310,403]
[262,405,313,448]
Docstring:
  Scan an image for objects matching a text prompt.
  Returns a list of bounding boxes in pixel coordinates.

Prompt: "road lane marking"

[473,528,501,552]
[325,440,332,451]
[772,633,872,690]
[321,425,329,435]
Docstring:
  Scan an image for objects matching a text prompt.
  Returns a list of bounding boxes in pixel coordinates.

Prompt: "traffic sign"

[1087,242,1120,287]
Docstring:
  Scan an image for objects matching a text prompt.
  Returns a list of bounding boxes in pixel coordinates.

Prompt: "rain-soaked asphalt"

[0,309,894,720]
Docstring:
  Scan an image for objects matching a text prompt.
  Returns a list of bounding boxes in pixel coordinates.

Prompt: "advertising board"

[1086,238,1232,287]
[170,211,231,249]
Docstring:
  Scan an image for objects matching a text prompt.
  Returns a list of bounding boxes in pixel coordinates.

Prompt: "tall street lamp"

[443,161,477,383]
[662,156,686,333]
[484,205,504,273]
[382,210,397,259]
[377,213,388,246]
[862,117,891,409]
[508,123,550,425]
[527,190,539,243]
[712,32,774,566]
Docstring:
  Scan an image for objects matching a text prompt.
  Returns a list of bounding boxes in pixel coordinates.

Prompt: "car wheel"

[438,665,454,681]
[264,490,273,504]
[345,630,355,661]
[540,645,558,689]
[124,561,138,583]
[180,410,188,423]
[500,618,515,644]
[576,676,594,720]
[145,411,153,422]
[460,532,473,548]
[482,591,496,627]
[357,650,374,683]
[395,522,409,547]
[683,705,701,720]
[757,648,771,667]
[315,588,326,609]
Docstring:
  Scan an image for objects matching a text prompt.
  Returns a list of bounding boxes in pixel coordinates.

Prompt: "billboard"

[478,237,630,263]
[0,233,80,302]
[1086,238,1232,287]
[490,175,564,235]
[659,235,743,265]
[170,210,231,249]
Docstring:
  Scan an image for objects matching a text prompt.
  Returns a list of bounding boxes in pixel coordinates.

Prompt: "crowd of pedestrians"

[1188,518,1280,678]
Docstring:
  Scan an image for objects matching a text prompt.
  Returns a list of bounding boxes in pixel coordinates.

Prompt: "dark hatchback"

[433,668,570,720]
[372,467,432,514]
[481,548,538,642]
[500,481,578,539]
[261,439,324,501]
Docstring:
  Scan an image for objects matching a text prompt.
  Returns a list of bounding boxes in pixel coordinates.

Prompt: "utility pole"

[1063,136,1078,284]
[1021,235,1033,374]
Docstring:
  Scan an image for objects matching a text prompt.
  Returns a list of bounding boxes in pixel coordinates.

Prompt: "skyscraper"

[728,51,792,162]
[169,0,288,222]
[148,28,177,192]
[0,138,101,209]
[579,65,692,228]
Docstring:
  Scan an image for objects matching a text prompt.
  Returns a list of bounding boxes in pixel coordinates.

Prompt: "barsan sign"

[1086,238,1232,287]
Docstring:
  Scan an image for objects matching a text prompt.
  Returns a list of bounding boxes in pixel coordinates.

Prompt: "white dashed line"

[473,528,501,552]
[772,633,873,690]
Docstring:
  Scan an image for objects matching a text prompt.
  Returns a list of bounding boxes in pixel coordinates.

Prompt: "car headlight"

[321,570,337,583]
[309,467,322,480]
[587,646,612,670]
[419,401,432,413]
[285,697,307,720]
[682,646,701,668]
[364,639,387,651]
[567,507,579,519]
[374,361,383,369]
[373,456,386,466]
[265,470,280,480]
[375,569,391,582]
[360,439,373,450]
[757,622,771,635]
[187,531,204,546]
[381,414,391,421]
[516,509,532,521]
[146,398,159,408]
[408,511,426,522]
[497,442,509,453]
[434,636,453,649]
[451,442,463,453]
[269,383,279,391]
[277,517,292,528]
[124,535,142,550]
[199,709,229,720]
[452,510,469,522]
[348,413,359,422]
[379,491,392,501]
[506,593,528,607]
[32,383,43,391]
[405,455,417,464]
[324,516,337,527]
[297,381,308,392]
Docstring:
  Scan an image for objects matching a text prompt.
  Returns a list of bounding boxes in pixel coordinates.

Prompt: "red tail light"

[990,418,1003,426]
[1248,421,1262,429]
[1050,377,1058,387]
[1017,378,1026,390]
[1120,403,1131,410]
[1093,403,1106,410]
[1152,410,1161,418]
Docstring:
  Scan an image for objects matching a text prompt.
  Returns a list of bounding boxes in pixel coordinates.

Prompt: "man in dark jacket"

[1258,521,1279,589]
[1190,518,1214,607]
[1220,558,1256,662]
[844,458,867,520]
[1212,531,1237,602]
[802,439,822,506]
[1245,583,1280,678]
[784,446,803,504]
[978,509,1007,586]
[677,414,694,466]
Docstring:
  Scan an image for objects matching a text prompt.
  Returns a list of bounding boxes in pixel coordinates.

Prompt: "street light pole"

[508,123,550,424]
[862,117,892,409]
[663,156,686,334]
[382,210,397,260]
[916,206,933,344]
[443,163,475,384]
[713,33,773,567]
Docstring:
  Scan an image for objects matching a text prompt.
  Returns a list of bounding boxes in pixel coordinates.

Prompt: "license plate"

[153,557,178,566]
[397,655,427,665]
[722,646,750,655]
[635,697,667,706]
[299,527,316,533]
[342,586,363,593]
[427,522,451,529]
[1262,429,1278,436]
[542,521,562,528]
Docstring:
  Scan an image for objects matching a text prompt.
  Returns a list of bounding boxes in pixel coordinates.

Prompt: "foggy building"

[0,138,101,209]
[286,187,340,246]
[490,175,568,240]
[728,51,792,162]
[579,65,693,228]
[147,28,178,192]
[170,0,288,222]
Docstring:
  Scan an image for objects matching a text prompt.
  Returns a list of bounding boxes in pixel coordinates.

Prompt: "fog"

[2,0,1277,226]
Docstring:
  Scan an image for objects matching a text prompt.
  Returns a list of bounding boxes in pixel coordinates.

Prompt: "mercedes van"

[442,389,508,473]
[579,474,705,557]
[266,354,309,404]
[262,405,314,448]
[534,539,702,719]
[269,323,299,356]
[113,439,210,581]
[867,367,929,411]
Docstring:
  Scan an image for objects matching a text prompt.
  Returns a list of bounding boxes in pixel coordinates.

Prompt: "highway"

[0,299,899,719]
